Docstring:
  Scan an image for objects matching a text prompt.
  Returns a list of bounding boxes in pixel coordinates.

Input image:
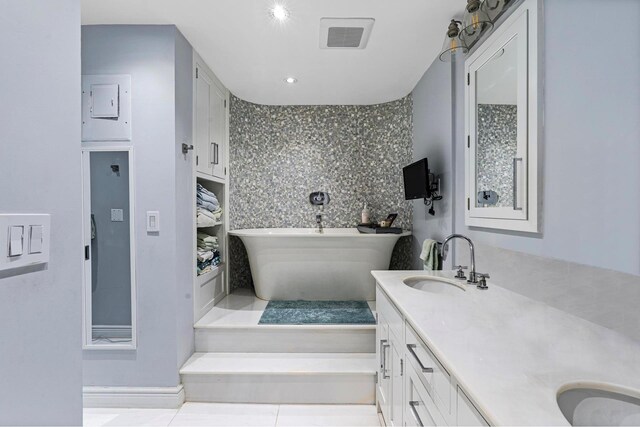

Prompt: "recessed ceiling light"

[271,4,289,21]
[284,77,297,84]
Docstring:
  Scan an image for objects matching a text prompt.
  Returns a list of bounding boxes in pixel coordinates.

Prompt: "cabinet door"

[464,1,540,233]
[456,387,488,426]
[210,82,226,179]
[405,362,447,427]
[195,65,213,176]
[377,314,391,423]
[389,334,404,427]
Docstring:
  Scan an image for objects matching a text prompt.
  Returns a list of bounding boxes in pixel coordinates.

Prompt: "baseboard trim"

[83,385,185,409]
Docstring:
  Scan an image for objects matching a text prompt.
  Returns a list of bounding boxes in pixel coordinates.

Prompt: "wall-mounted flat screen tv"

[403,158,430,200]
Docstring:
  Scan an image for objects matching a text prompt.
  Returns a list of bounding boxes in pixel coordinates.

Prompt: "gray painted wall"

[411,59,455,269]
[228,96,414,290]
[82,25,194,387]
[174,29,196,370]
[90,151,132,327]
[454,0,640,276]
[412,0,640,341]
[0,0,83,424]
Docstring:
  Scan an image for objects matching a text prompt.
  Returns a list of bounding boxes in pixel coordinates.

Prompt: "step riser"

[195,328,375,353]
[182,374,375,404]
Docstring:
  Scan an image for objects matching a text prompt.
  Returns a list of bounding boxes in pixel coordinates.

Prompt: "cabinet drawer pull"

[513,157,523,211]
[407,344,434,373]
[409,401,425,427]
[209,142,216,165]
[380,339,390,379]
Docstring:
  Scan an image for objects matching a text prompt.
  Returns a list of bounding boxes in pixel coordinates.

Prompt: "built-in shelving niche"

[194,175,227,322]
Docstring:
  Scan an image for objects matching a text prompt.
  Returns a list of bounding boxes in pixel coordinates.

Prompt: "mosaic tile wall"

[229,95,413,290]
[476,104,518,207]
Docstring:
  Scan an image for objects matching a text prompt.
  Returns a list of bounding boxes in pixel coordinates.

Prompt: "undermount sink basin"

[403,276,465,294]
[557,386,640,426]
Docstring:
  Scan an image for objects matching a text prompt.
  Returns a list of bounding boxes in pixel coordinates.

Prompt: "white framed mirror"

[81,147,137,350]
[465,0,541,232]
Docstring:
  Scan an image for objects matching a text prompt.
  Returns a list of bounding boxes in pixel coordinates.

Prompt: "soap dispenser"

[361,202,370,225]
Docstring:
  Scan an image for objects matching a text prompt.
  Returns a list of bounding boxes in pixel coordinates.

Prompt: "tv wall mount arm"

[424,173,442,216]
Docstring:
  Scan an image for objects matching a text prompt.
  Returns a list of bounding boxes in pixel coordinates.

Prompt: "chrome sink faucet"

[440,234,486,286]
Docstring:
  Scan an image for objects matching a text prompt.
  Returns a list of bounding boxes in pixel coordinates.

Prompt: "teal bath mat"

[259,300,376,325]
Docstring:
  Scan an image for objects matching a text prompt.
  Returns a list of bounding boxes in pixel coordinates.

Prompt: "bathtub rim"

[229,227,412,238]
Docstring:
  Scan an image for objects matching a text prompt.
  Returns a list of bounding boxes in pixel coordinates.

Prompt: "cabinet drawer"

[196,269,224,313]
[376,286,404,343]
[405,361,447,426]
[456,387,488,426]
[405,323,452,417]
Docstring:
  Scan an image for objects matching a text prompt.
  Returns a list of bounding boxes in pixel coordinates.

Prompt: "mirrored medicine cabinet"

[465,0,541,232]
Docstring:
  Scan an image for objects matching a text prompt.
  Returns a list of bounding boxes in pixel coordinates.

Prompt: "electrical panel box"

[91,83,119,118]
[82,74,131,141]
[0,214,51,272]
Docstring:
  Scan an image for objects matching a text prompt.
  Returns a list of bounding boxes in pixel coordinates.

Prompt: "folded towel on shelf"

[211,208,223,219]
[197,183,217,199]
[197,232,218,243]
[197,191,219,205]
[197,207,223,221]
[419,239,441,271]
[196,197,219,212]
[197,250,222,275]
[196,184,220,208]
[196,208,222,227]
[197,249,214,262]
[197,233,219,252]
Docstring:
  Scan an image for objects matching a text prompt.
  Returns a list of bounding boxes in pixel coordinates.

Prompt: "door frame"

[81,146,137,350]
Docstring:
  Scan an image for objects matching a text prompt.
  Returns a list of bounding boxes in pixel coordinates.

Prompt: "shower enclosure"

[81,148,136,349]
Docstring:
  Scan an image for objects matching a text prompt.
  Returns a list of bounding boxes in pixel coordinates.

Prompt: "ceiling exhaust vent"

[320,18,375,49]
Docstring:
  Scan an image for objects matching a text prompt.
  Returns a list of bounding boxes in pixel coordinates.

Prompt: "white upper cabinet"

[194,52,228,181]
[465,0,541,233]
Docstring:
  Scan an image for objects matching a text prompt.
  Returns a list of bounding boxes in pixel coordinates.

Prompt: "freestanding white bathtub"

[229,228,411,301]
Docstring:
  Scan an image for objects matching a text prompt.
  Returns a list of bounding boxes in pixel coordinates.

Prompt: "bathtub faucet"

[315,213,323,233]
[309,191,330,233]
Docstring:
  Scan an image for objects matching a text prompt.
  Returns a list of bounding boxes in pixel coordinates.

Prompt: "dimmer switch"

[29,225,43,254]
[9,226,24,257]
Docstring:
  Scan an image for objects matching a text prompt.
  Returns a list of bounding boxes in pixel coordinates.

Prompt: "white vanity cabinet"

[377,313,392,419]
[194,52,228,181]
[456,387,488,426]
[376,285,489,426]
[377,303,404,426]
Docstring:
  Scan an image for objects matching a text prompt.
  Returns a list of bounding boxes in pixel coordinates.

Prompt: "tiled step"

[195,325,375,353]
[180,352,376,405]
[194,289,376,353]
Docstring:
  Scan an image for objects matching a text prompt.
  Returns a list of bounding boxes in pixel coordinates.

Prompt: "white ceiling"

[81,0,464,105]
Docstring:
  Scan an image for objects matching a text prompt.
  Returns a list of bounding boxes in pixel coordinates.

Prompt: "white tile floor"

[84,403,382,427]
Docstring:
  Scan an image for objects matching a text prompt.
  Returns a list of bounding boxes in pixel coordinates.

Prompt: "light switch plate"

[0,214,50,272]
[111,209,124,222]
[146,211,160,232]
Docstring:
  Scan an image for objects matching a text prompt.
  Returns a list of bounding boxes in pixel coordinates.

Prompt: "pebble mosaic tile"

[228,95,413,290]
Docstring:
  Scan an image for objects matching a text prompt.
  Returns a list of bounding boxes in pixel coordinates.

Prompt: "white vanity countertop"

[372,270,640,426]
